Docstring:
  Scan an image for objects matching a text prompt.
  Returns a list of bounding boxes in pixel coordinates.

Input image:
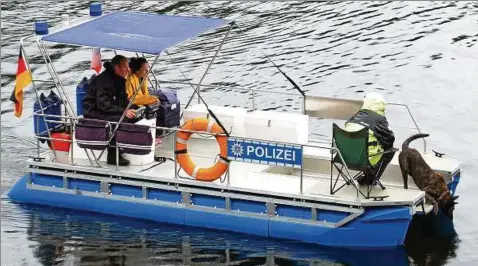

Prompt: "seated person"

[344,92,396,185]
[82,55,136,166]
[125,57,160,106]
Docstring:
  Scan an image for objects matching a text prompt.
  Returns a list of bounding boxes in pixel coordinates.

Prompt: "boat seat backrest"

[115,123,153,155]
[75,118,111,150]
[332,123,369,171]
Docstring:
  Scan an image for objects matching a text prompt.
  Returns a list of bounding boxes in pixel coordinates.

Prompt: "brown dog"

[398,133,458,220]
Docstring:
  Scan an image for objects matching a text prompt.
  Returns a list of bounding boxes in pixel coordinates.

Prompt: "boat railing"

[158,80,304,113]
[32,112,364,200]
[303,95,426,152]
[386,102,427,152]
[161,81,426,152]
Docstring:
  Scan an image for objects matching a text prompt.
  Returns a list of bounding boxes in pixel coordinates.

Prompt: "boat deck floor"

[29,144,428,210]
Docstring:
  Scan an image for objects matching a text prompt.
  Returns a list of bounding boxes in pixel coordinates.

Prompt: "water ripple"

[2,1,478,265]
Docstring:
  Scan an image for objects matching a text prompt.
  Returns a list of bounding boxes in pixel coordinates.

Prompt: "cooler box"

[244,111,309,145]
[182,104,247,138]
[48,132,71,152]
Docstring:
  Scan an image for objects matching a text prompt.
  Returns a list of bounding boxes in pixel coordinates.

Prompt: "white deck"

[25,135,462,213]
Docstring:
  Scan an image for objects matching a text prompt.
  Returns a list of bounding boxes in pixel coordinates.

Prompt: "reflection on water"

[405,213,460,266]
[1,198,461,266]
[4,200,410,266]
[2,1,477,265]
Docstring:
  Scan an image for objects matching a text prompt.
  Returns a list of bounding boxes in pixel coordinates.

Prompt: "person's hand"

[125,109,136,119]
[154,96,160,103]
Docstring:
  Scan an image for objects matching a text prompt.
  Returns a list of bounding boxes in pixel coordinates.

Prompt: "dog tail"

[402,133,430,150]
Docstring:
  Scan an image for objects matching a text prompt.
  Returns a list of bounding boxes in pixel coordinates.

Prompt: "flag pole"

[16,41,58,161]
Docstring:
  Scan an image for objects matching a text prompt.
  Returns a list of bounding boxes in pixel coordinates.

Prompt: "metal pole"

[36,126,40,159]
[181,23,235,111]
[116,144,119,171]
[20,41,58,161]
[226,167,230,186]
[252,89,256,111]
[160,80,299,96]
[136,52,158,91]
[34,42,61,92]
[36,40,100,165]
[174,130,178,180]
[70,118,74,165]
[302,95,306,115]
[333,147,363,199]
[40,40,76,118]
[164,51,197,93]
[32,79,56,84]
[37,40,76,118]
[388,103,426,152]
[142,53,161,91]
[300,150,303,194]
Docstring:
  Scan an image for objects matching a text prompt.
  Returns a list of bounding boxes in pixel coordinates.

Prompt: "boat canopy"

[41,11,231,55]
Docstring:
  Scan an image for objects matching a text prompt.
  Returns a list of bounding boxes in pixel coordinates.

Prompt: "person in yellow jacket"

[125,57,160,106]
[344,92,396,185]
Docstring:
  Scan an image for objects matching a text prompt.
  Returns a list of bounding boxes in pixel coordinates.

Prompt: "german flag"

[9,47,32,118]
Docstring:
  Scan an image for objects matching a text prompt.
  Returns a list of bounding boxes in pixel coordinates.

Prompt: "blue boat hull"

[10,202,411,266]
[8,174,412,249]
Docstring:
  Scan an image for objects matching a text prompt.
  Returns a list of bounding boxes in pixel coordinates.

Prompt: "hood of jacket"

[361,92,386,116]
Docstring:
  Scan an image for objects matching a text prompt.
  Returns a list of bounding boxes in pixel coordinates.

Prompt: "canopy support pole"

[135,52,160,91]
[36,40,100,167]
[181,22,234,110]
[36,40,77,118]
[163,51,198,99]
[142,53,162,91]
[20,38,58,162]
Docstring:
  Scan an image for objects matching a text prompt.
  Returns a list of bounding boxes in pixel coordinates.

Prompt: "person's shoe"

[107,150,130,166]
[117,154,130,166]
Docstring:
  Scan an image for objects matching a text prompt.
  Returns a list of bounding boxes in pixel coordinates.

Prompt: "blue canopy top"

[41,11,231,55]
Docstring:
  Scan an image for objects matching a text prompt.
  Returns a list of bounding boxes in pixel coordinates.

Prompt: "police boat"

[7,3,462,249]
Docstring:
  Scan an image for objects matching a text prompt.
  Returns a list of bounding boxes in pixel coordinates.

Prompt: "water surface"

[2,1,478,265]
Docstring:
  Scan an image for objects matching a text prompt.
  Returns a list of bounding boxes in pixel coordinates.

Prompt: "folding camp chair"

[115,123,153,155]
[74,118,112,167]
[330,123,397,199]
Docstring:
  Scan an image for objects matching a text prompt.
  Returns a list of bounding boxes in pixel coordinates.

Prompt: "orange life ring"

[176,118,229,181]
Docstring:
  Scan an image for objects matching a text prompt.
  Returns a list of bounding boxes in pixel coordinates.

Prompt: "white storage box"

[244,111,309,145]
[182,104,247,137]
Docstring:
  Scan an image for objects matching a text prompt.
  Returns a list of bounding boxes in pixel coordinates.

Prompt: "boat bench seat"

[116,123,153,155]
[75,118,111,150]
[75,118,153,155]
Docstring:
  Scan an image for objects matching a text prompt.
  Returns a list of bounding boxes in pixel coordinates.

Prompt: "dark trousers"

[358,151,396,185]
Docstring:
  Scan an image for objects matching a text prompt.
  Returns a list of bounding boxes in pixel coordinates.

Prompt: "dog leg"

[399,156,409,189]
[401,168,409,189]
[425,193,439,215]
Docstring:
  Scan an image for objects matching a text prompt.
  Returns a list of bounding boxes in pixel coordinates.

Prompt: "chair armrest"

[369,147,398,157]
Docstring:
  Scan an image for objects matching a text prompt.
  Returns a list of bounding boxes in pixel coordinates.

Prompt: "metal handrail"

[33,111,366,200]
[160,80,302,96]
[160,80,305,113]
[387,102,426,152]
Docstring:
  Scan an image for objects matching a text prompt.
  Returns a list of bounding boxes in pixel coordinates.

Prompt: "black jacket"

[82,67,130,122]
[346,109,395,149]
